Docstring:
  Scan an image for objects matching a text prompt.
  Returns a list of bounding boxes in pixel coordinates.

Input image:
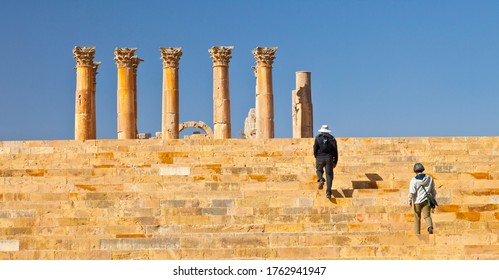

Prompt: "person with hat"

[408,163,437,234]
[313,124,338,198]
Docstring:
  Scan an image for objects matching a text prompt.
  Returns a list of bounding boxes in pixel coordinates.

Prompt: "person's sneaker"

[428,226,433,234]
[326,193,332,198]
[318,180,324,190]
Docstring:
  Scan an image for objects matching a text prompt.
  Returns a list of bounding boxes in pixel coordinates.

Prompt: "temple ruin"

[0,46,497,261]
[73,46,313,140]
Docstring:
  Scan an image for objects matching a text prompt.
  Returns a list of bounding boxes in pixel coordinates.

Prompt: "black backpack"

[318,134,334,154]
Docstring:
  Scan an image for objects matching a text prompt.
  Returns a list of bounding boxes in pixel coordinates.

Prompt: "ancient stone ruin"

[0,46,497,261]
[73,46,314,140]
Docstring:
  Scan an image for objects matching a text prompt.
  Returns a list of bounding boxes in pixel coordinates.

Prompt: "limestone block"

[147,249,180,260]
[100,238,179,250]
[347,223,381,232]
[29,192,68,201]
[0,240,19,252]
[166,215,212,225]
[340,246,377,259]
[158,166,190,176]
[29,147,55,154]
[173,190,242,200]
[432,212,457,222]
[9,251,56,260]
[375,246,418,258]
[176,248,204,259]
[160,199,186,208]
[268,235,300,247]
[417,245,465,257]
[55,250,112,260]
[211,199,234,207]
[276,247,341,259]
[213,235,268,249]
[379,233,434,246]
[226,207,253,216]
[179,236,209,249]
[0,210,36,218]
[264,224,303,232]
[161,208,201,216]
[464,245,499,257]
[234,247,277,259]
[488,195,499,204]
[297,198,314,207]
[191,165,222,176]
[201,248,236,259]
[112,250,150,260]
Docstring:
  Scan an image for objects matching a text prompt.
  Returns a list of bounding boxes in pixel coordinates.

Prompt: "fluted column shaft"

[160,48,182,139]
[115,48,140,139]
[89,62,100,139]
[131,57,142,137]
[209,46,233,139]
[252,47,277,139]
[292,71,313,138]
[73,46,99,140]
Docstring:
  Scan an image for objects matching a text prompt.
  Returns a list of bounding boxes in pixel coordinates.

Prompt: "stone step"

[1,136,498,260]
[2,231,497,260]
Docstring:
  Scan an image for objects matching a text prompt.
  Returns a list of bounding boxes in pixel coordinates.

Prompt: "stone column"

[131,56,143,137]
[252,47,277,139]
[209,46,233,139]
[114,48,139,139]
[292,71,313,138]
[160,48,182,139]
[90,61,100,139]
[73,46,100,140]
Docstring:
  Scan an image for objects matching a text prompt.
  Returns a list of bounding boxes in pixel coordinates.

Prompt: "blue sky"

[1,0,498,140]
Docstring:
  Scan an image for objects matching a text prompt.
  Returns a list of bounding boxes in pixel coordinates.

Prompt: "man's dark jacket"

[313,133,338,166]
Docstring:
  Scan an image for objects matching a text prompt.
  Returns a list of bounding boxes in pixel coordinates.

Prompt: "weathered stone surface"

[100,238,179,250]
[252,47,277,139]
[74,46,99,140]
[114,48,141,139]
[211,199,234,208]
[160,48,182,140]
[0,240,19,252]
[292,71,313,138]
[158,166,190,176]
[0,136,498,259]
[209,46,233,139]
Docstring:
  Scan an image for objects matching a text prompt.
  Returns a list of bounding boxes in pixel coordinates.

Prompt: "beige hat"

[318,125,331,133]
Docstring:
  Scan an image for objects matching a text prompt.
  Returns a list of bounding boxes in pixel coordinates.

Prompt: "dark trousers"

[316,156,334,195]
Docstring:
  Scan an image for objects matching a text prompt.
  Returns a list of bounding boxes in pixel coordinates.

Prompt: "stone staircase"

[0,137,498,259]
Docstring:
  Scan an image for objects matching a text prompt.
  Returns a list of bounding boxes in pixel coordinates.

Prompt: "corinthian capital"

[114,48,137,68]
[93,62,101,70]
[252,47,277,67]
[209,46,234,67]
[73,46,96,67]
[160,48,183,68]
[131,56,144,72]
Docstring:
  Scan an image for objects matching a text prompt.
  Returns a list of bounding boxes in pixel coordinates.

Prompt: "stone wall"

[0,137,498,259]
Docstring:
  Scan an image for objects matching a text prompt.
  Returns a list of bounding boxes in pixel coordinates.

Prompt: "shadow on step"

[352,173,382,190]
[333,173,382,198]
